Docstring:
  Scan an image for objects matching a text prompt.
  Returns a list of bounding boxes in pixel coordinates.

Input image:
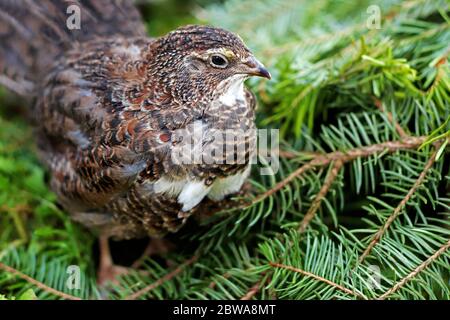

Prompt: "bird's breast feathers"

[150,164,251,212]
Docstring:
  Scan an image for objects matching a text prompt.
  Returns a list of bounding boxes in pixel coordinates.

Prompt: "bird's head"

[150,25,270,106]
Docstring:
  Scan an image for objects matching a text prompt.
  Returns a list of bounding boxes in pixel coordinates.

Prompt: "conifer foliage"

[0,0,449,300]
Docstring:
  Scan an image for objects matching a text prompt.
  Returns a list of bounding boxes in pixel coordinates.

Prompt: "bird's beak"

[243,57,271,80]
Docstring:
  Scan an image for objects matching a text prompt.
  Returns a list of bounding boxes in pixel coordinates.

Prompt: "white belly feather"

[152,164,251,212]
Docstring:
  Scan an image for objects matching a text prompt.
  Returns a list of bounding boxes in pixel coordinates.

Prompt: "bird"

[0,0,270,282]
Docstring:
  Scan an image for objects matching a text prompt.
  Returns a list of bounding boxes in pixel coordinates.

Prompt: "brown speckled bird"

[0,0,270,281]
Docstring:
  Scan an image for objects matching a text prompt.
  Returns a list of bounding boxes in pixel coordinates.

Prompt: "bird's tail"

[0,0,147,96]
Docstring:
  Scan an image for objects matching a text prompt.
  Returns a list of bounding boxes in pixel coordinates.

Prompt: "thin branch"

[251,162,314,204]
[358,142,442,263]
[373,97,408,138]
[378,238,450,300]
[209,271,264,300]
[246,136,427,208]
[124,254,198,300]
[298,160,343,233]
[0,262,81,300]
[240,278,263,300]
[269,262,366,299]
[278,150,322,159]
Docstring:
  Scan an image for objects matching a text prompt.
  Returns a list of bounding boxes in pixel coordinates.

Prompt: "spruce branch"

[358,141,444,263]
[269,262,366,299]
[247,136,427,208]
[377,238,450,300]
[278,150,321,159]
[1,0,448,301]
[298,160,343,233]
[124,254,198,300]
[0,262,81,300]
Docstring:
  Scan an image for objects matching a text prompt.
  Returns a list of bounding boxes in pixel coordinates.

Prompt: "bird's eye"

[210,54,228,68]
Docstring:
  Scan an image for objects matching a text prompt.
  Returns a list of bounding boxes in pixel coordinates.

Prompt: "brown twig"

[373,97,408,138]
[278,150,298,159]
[278,150,322,159]
[244,136,427,209]
[0,262,81,300]
[377,238,450,300]
[269,262,366,299]
[298,160,343,233]
[209,271,264,300]
[358,142,442,263]
[124,254,198,300]
[251,162,314,204]
[240,278,263,300]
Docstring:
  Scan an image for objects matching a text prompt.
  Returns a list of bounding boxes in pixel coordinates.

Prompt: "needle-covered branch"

[0,262,81,300]
[248,136,427,207]
[359,141,444,263]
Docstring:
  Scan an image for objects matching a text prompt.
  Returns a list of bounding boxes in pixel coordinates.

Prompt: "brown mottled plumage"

[0,1,270,240]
